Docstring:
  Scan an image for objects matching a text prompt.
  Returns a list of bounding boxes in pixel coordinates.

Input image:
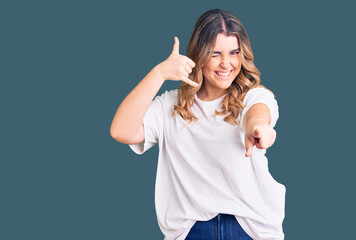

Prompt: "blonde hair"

[173,9,268,125]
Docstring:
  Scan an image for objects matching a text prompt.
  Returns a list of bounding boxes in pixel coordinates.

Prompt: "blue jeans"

[185,214,253,240]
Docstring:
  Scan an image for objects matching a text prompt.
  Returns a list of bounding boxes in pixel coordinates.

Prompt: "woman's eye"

[212,55,219,58]
[232,51,240,55]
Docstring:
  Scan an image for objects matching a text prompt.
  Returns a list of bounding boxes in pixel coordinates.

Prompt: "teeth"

[216,71,231,76]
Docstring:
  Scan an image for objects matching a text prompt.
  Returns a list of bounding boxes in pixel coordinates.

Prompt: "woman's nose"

[220,56,230,68]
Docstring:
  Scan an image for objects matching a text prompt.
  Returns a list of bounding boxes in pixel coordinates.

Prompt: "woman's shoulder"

[246,85,274,94]
[153,89,179,106]
[241,86,277,106]
[244,85,276,99]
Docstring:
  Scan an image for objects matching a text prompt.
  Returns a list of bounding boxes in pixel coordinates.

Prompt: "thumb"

[172,36,180,55]
[253,128,261,138]
[245,136,254,157]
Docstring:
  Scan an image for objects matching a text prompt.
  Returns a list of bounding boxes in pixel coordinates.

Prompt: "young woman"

[110,9,286,240]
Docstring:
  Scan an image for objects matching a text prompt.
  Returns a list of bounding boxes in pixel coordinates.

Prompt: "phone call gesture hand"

[156,37,199,87]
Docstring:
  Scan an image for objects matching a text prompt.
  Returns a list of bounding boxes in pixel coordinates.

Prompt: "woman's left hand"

[244,120,276,157]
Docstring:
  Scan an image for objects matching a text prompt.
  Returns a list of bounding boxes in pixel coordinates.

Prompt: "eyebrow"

[213,48,240,54]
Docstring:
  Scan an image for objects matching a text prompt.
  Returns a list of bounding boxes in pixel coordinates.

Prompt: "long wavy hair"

[172,9,267,125]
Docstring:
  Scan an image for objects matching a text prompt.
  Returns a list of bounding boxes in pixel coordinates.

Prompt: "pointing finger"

[245,137,254,157]
[172,36,180,55]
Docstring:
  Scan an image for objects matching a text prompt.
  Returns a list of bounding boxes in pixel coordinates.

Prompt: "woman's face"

[201,33,242,93]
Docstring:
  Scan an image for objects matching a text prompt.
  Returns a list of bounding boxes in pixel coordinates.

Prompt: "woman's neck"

[196,86,226,101]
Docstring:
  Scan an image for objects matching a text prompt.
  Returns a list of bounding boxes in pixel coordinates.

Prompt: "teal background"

[1,0,355,239]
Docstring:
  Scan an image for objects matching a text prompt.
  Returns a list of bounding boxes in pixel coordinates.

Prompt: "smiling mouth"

[214,70,233,78]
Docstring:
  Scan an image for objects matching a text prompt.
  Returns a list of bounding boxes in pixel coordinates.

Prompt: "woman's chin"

[218,80,235,89]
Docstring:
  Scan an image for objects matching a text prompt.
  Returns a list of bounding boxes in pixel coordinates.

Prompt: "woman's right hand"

[155,37,199,87]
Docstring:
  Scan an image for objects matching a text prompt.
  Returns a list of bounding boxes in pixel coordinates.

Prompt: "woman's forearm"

[243,103,271,132]
[110,66,165,142]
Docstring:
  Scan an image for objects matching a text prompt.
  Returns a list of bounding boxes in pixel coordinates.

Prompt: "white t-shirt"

[129,87,286,240]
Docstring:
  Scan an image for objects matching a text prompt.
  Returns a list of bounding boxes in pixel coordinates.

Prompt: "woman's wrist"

[245,118,270,132]
[153,63,168,82]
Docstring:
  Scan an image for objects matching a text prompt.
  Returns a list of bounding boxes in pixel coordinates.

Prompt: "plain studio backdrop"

[1,0,355,239]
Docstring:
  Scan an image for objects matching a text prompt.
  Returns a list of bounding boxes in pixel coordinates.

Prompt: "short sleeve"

[238,87,279,147]
[129,94,165,155]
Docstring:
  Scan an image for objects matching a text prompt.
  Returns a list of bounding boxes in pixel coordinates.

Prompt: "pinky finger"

[182,77,199,87]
